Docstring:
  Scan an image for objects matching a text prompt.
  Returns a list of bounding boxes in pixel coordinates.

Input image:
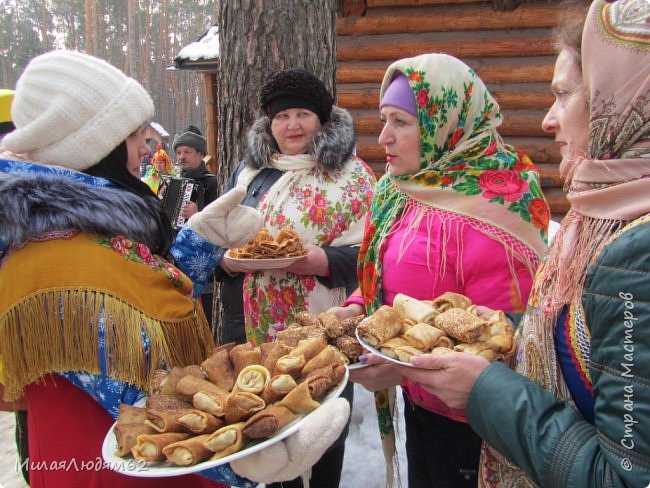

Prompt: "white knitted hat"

[2,50,154,171]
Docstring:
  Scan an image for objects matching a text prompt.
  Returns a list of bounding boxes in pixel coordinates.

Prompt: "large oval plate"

[102,369,348,477]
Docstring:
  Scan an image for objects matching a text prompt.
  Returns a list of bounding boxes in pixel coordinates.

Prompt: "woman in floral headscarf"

[334,53,549,487]
[398,0,650,486]
[142,143,176,193]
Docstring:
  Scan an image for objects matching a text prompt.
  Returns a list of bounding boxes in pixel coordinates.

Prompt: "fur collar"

[244,105,356,172]
[0,171,164,251]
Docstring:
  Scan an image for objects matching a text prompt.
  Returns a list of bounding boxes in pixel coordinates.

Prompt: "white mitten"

[230,397,350,484]
[187,186,262,249]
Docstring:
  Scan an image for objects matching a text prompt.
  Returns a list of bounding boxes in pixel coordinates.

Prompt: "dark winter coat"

[214,106,368,345]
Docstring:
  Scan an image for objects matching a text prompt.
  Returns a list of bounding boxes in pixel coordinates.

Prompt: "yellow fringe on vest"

[0,233,215,402]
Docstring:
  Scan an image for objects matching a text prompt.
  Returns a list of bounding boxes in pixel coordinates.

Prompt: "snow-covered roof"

[150,121,169,138]
[174,25,219,68]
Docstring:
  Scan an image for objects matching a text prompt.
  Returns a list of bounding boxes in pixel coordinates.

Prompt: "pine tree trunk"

[216,0,337,186]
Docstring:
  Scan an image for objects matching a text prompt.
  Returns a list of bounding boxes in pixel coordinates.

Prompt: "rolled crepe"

[261,341,292,373]
[224,391,266,424]
[273,354,306,379]
[233,364,271,394]
[339,315,364,336]
[116,404,148,425]
[201,349,236,392]
[176,374,229,399]
[394,345,426,363]
[162,434,213,466]
[454,342,498,362]
[203,422,248,459]
[378,336,411,359]
[488,334,515,356]
[403,323,450,351]
[159,366,205,396]
[317,312,345,339]
[392,293,439,325]
[430,346,455,355]
[229,342,262,376]
[277,381,320,414]
[290,337,327,362]
[184,364,206,379]
[431,292,473,312]
[113,423,156,457]
[145,394,193,411]
[276,325,328,348]
[434,308,489,343]
[213,342,237,354]
[145,408,193,433]
[301,345,347,377]
[302,363,345,400]
[242,405,298,439]
[293,311,321,328]
[261,374,297,404]
[193,389,228,418]
[335,335,364,363]
[178,409,223,434]
[488,319,514,337]
[357,305,402,347]
[131,432,190,462]
[149,369,169,395]
[259,342,276,369]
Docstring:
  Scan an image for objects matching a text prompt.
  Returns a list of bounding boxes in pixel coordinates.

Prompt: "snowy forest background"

[0,0,217,135]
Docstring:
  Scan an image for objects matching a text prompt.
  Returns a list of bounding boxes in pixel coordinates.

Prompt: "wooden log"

[337,3,564,35]
[544,187,570,214]
[337,82,554,110]
[337,30,555,61]
[535,163,565,188]
[337,56,554,84]
[349,108,549,137]
[503,136,560,165]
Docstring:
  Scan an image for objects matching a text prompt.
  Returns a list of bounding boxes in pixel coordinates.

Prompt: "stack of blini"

[356,292,516,363]
[113,337,348,467]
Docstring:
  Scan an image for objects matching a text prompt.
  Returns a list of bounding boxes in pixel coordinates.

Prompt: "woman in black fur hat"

[216,68,376,488]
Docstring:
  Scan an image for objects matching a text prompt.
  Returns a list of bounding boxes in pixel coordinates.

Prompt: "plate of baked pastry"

[224,226,307,271]
[102,339,349,477]
[354,292,516,367]
[272,310,368,369]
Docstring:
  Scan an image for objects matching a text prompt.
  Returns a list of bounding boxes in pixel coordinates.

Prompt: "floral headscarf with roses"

[359,53,549,312]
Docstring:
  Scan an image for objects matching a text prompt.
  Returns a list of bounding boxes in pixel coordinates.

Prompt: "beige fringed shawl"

[479,0,650,485]
[0,231,215,401]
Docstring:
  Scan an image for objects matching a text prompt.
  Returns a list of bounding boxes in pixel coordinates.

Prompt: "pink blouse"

[373,204,534,421]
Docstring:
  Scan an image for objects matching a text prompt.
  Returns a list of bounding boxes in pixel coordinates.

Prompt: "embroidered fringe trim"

[538,211,624,316]
[1,289,214,402]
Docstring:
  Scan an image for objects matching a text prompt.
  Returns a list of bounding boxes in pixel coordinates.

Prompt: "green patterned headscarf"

[358,53,550,486]
[359,53,549,313]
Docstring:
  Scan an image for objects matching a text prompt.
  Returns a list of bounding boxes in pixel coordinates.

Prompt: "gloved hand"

[187,186,262,249]
[230,397,350,484]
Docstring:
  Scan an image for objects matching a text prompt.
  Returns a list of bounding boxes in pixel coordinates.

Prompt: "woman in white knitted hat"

[0,50,352,488]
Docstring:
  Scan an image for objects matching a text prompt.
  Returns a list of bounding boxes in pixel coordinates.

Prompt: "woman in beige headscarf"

[397,0,650,486]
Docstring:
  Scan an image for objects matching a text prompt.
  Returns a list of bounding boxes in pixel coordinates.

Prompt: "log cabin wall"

[336,0,569,217]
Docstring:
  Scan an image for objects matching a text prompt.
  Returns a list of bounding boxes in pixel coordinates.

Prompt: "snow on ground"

[340,384,408,488]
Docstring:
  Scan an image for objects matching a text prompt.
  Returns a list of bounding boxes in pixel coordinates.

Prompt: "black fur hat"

[260,68,333,123]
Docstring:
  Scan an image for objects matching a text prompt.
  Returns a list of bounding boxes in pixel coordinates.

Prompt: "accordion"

[157,176,205,230]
